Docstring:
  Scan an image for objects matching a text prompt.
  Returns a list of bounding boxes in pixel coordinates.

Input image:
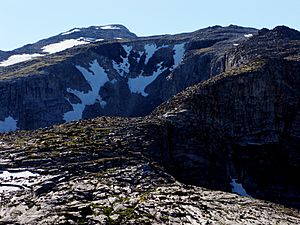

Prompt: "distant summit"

[58,24,136,40]
[0,24,137,66]
[258,25,300,40]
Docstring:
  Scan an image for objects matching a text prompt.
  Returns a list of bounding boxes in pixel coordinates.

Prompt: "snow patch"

[0,54,43,67]
[61,28,81,35]
[110,79,117,84]
[0,170,40,193]
[64,60,109,122]
[112,45,133,77]
[244,34,253,38]
[42,39,89,54]
[94,38,105,42]
[0,171,39,179]
[172,43,186,69]
[162,109,188,118]
[144,44,168,64]
[0,186,20,193]
[100,25,120,30]
[230,179,252,197]
[136,51,144,63]
[0,116,18,132]
[77,37,93,42]
[128,61,167,96]
[77,37,104,42]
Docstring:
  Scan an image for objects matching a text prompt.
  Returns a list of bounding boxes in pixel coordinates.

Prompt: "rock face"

[0,117,300,224]
[0,25,257,131]
[153,28,300,207]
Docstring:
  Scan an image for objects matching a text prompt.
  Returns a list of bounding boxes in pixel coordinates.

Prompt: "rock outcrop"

[153,59,300,207]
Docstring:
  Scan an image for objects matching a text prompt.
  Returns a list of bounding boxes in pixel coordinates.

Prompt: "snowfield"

[0,171,39,179]
[128,62,168,96]
[64,60,110,122]
[61,28,81,36]
[244,34,253,38]
[172,43,186,68]
[144,44,168,64]
[0,116,18,132]
[0,170,40,193]
[100,25,120,30]
[112,45,133,77]
[0,53,43,67]
[230,179,252,197]
[112,43,186,96]
[42,39,89,54]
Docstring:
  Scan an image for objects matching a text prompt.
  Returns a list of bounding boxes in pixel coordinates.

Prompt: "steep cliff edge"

[153,56,300,208]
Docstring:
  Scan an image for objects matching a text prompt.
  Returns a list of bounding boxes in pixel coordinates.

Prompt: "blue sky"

[1,0,299,50]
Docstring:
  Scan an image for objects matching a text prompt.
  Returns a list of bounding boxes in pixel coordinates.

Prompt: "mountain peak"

[59,24,136,38]
[0,24,137,66]
[61,24,132,35]
[259,25,300,40]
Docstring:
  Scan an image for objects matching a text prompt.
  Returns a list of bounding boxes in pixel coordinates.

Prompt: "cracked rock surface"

[0,117,300,224]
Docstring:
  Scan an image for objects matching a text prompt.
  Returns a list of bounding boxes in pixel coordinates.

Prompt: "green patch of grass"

[103,206,113,217]
[118,207,135,219]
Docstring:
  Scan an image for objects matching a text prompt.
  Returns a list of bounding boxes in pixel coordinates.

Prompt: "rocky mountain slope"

[0,25,300,224]
[0,25,256,131]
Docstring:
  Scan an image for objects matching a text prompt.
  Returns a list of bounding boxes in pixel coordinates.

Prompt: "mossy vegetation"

[0,54,72,80]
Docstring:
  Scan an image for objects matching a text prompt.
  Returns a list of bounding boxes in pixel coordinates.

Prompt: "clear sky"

[1,0,300,51]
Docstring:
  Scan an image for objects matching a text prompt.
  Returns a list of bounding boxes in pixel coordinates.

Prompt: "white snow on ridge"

[112,45,133,77]
[100,25,121,30]
[77,37,104,42]
[0,116,18,132]
[0,38,95,67]
[230,179,252,197]
[61,28,81,36]
[42,39,89,54]
[0,54,43,67]
[64,60,109,122]
[172,43,186,69]
[244,34,253,38]
[128,61,167,97]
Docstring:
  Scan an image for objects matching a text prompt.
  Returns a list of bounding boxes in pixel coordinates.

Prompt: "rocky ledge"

[0,117,300,224]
